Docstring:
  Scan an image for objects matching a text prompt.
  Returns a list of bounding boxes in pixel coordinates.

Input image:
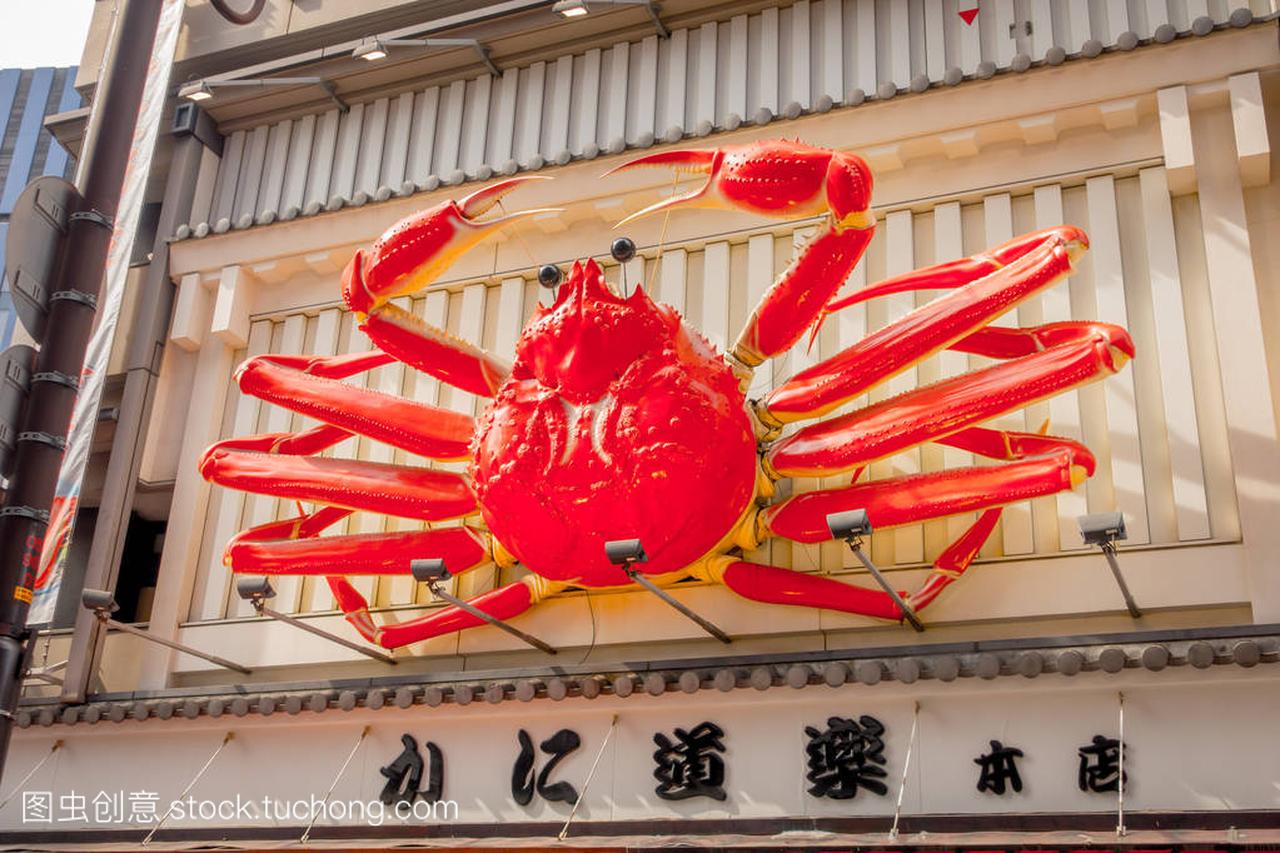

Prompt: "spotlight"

[605,538,730,643]
[178,81,214,102]
[82,588,252,674]
[409,558,557,654]
[1077,513,1142,618]
[234,576,396,663]
[353,38,388,61]
[825,510,925,632]
[553,0,590,17]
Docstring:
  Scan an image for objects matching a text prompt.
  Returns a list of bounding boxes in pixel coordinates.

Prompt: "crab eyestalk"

[342,175,560,316]
[605,140,877,365]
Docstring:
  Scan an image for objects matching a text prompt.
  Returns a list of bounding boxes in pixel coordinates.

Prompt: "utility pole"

[0,0,165,783]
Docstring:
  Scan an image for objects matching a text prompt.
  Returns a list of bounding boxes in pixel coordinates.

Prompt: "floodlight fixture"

[825,510,925,632]
[552,0,670,38]
[353,38,389,61]
[234,576,396,664]
[351,36,501,76]
[1077,513,1142,618]
[604,538,731,644]
[409,558,557,654]
[81,588,252,675]
[178,77,349,111]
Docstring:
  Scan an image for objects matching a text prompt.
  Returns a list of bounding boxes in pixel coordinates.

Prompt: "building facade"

[2,0,1279,849]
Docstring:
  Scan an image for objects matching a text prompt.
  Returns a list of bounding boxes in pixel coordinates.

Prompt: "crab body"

[201,140,1135,650]
[473,259,756,585]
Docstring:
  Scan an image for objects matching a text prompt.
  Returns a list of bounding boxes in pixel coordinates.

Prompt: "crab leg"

[236,351,474,460]
[702,508,1000,621]
[342,177,558,398]
[605,141,876,366]
[765,319,1132,478]
[199,449,477,521]
[761,427,1095,544]
[761,228,1087,425]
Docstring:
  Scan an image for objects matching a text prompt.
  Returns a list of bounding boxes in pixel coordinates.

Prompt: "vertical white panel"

[451,286,487,417]
[634,36,658,142]
[259,314,308,613]
[785,227,822,573]
[604,45,629,146]
[489,70,518,165]
[1139,167,1210,540]
[923,0,946,81]
[657,249,687,314]
[381,92,414,190]
[726,15,748,122]
[407,88,440,184]
[209,130,244,223]
[1034,185,1089,551]
[328,103,364,201]
[233,125,270,223]
[256,120,292,218]
[661,29,688,135]
[353,97,388,197]
[854,0,877,94]
[1186,0,1210,22]
[546,55,574,157]
[516,62,547,164]
[696,22,718,129]
[820,0,844,98]
[882,210,923,564]
[1030,0,1056,59]
[494,277,526,358]
[279,113,314,215]
[301,308,344,613]
[194,322,272,620]
[833,251,868,570]
[303,110,338,210]
[329,312,375,603]
[888,0,911,88]
[958,0,982,73]
[758,8,779,115]
[435,79,466,175]
[1105,0,1131,41]
[701,242,731,352]
[1145,0,1172,35]
[788,2,811,108]
[573,49,602,153]
[1064,0,1093,51]
[932,202,976,545]
[745,234,775,400]
[992,0,1018,66]
[460,75,492,174]
[1086,175,1150,544]
[981,194,1034,556]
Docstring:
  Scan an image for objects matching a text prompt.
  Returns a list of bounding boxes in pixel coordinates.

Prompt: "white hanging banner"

[28,0,188,625]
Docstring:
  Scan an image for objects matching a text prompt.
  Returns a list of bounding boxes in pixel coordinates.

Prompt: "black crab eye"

[610,237,636,264]
[538,264,563,288]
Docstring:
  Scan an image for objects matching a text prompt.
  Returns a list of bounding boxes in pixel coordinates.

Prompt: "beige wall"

[66,10,1280,690]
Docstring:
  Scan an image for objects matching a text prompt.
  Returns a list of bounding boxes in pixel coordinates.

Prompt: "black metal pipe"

[0,0,164,785]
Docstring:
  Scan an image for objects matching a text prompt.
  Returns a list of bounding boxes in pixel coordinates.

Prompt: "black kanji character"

[379,733,444,806]
[804,715,888,799]
[512,728,581,805]
[1077,735,1127,793]
[653,722,727,801]
[974,739,1025,795]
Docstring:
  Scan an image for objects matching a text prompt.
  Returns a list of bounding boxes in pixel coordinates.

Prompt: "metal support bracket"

[1102,543,1143,618]
[92,612,251,675]
[624,565,731,644]
[249,599,396,665]
[426,580,557,655]
[842,536,925,632]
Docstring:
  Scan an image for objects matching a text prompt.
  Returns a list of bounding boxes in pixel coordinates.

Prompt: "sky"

[0,0,97,69]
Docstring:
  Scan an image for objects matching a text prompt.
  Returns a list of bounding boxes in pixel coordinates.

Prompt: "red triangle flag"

[959,7,979,25]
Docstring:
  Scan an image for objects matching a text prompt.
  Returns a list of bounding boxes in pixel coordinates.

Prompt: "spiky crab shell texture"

[470,258,758,586]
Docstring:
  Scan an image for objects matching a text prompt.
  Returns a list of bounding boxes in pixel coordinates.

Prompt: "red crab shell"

[470,258,758,586]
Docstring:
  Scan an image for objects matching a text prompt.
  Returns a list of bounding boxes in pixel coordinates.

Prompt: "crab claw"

[604,140,874,232]
[343,176,561,315]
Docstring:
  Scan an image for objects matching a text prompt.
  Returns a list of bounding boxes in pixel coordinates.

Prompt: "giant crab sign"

[199,140,1133,649]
